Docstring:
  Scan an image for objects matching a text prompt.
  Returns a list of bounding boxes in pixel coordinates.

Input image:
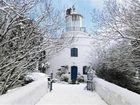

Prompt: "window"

[72,15,80,21]
[71,48,78,57]
[83,66,87,75]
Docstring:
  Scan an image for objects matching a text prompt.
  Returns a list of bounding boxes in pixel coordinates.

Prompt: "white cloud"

[87,0,104,8]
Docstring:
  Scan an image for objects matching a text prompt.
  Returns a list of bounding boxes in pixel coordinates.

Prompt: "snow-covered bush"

[94,40,140,94]
[77,75,84,83]
[56,65,69,81]
[60,74,69,82]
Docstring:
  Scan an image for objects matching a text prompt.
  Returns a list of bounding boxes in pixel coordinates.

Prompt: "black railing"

[66,27,86,32]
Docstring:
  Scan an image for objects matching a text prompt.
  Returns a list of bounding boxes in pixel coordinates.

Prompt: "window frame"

[71,48,78,57]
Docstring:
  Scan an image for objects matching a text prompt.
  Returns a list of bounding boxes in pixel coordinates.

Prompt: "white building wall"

[49,31,93,80]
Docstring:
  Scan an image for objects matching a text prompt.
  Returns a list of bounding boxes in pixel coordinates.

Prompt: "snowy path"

[36,83,108,105]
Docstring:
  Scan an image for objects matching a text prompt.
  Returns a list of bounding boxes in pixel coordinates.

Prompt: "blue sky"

[29,0,104,33]
[53,0,104,33]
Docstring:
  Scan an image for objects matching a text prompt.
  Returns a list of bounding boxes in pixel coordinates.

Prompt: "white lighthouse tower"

[65,6,85,32]
[49,6,93,83]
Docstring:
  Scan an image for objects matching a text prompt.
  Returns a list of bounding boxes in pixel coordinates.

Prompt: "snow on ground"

[36,83,108,105]
[25,72,48,81]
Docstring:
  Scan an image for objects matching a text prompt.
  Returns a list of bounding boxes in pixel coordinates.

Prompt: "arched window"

[71,48,78,57]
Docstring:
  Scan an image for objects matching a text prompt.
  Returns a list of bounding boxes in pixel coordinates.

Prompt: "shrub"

[60,74,69,82]
[96,66,140,94]
[77,75,84,82]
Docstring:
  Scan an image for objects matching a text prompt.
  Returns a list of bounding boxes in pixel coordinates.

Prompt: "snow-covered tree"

[91,0,140,94]
[0,0,73,95]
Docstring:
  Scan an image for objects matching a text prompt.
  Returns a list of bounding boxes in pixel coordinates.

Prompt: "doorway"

[71,66,78,83]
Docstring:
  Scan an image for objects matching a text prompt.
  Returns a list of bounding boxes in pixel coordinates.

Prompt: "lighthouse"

[65,6,86,32]
[49,6,93,83]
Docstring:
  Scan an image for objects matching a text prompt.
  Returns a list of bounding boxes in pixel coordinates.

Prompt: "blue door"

[71,66,78,82]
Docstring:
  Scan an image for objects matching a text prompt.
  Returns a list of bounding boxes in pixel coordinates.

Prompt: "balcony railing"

[66,27,86,32]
